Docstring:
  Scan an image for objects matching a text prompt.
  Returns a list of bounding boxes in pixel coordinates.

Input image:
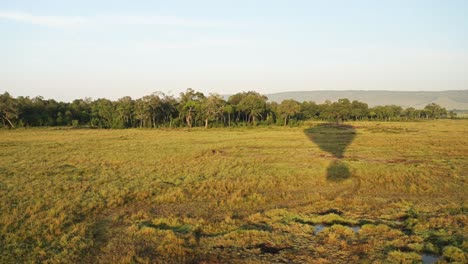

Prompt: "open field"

[0,120,467,263]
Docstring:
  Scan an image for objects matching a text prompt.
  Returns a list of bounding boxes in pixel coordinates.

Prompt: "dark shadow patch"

[239,223,273,232]
[304,123,356,159]
[211,149,225,155]
[197,149,227,158]
[258,243,286,254]
[138,221,192,234]
[318,209,343,216]
[326,160,351,181]
[304,123,356,181]
[57,164,78,171]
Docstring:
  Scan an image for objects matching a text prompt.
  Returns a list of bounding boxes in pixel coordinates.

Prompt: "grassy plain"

[0,120,467,263]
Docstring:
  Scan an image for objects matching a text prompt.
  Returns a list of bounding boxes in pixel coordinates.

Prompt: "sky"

[1,0,467,101]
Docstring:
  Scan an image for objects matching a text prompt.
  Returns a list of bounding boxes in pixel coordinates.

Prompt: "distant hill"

[263,90,468,110]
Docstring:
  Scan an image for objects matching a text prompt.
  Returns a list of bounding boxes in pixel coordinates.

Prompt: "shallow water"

[350,226,361,233]
[313,224,325,235]
[422,253,440,264]
[314,224,361,234]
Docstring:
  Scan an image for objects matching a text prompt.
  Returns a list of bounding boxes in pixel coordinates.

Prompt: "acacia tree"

[179,88,205,128]
[328,98,352,122]
[116,96,134,127]
[0,92,19,128]
[201,94,225,128]
[278,99,301,126]
[227,92,245,123]
[237,92,267,124]
[299,101,320,120]
[350,100,368,121]
[370,105,402,121]
[134,98,150,128]
[424,103,447,119]
[0,89,456,128]
[403,107,417,120]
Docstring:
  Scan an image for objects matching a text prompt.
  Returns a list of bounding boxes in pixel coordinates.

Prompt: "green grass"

[0,120,467,263]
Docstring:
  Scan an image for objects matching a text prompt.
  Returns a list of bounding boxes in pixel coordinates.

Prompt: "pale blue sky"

[1,0,467,101]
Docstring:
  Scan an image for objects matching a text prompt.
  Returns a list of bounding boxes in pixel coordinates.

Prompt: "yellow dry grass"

[0,120,466,263]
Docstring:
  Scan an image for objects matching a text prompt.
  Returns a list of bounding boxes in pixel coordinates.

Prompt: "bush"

[387,251,421,263]
[443,246,466,262]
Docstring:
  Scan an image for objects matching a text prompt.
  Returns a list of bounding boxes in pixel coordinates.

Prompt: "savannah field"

[0,120,467,263]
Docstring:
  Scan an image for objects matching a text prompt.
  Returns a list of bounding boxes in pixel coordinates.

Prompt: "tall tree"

[350,100,368,121]
[237,92,268,124]
[223,104,234,127]
[424,103,447,119]
[116,96,134,128]
[278,99,301,126]
[134,98,150,128]
[179,88,205,128]
[145,94,164,128]
[91,99,115,128]
[329,98,352,122]
[300,101,320,120]
[160,94,179,128]
[0,92,19,128]
[201,94,225,128]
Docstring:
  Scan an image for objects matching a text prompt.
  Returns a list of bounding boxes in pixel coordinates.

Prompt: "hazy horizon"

[3,89,468,104]
[2,0,467,102]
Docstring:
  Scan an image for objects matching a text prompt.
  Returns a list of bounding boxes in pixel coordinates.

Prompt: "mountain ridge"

[260,90,468,110]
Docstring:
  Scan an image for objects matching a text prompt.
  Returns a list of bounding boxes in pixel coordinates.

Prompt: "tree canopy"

[0,90,455,129]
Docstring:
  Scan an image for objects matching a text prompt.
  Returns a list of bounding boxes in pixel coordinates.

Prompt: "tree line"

[0,89,456,129]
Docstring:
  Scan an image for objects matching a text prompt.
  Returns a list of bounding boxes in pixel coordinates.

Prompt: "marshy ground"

[0,120,467,263]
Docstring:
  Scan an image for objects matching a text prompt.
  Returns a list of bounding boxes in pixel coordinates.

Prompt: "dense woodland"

[0,89,456,128]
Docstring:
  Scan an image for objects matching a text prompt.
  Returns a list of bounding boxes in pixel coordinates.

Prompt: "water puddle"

[313,224,326,235]
[422,253,440,264]
[350,226,361,233]
[313,224,361,235]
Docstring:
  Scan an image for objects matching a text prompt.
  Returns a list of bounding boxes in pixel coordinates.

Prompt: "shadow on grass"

[304,123,356,181]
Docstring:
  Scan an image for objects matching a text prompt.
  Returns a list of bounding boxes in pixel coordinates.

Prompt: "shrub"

[387,251,421,263]
[443,246,466,262]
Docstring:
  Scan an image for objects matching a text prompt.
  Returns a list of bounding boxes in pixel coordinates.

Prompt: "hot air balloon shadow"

[304,123,356,181]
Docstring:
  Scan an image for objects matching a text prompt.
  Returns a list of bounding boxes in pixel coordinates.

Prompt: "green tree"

[70,98,92,125]
[91,99,115,128]
[56,112,64,126]
[424,103,447,119]
[300,101,320,120]
[134,98,150,128]
[201,94,225,128]
[223,104,234,127]
[237,92,268,125]
[116,96,134,128]
[403,107,416,120]
[329,98,351,122]
[146,93,166,128]
[0,92,19,128]
[350,100,368,120]
[278,99,301,126]
[179,88,205,128]
[160,94,178,128]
